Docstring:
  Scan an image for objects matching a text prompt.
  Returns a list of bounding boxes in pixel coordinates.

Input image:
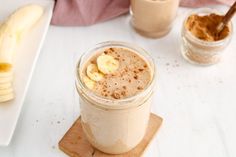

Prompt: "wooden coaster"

[59,113,163,157]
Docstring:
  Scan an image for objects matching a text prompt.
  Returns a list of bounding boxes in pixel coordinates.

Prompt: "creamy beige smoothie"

[76,42,155,154]
[131,0,179,38]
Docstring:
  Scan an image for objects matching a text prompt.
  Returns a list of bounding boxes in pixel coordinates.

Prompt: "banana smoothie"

[130,0,179,38]
[76,41,156,154]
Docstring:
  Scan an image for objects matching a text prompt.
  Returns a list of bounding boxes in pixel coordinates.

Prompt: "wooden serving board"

[59,113,162,157]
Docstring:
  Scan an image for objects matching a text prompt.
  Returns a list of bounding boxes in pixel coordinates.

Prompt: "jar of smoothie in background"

[75,41,156,154]
[130,0,180,38]
[181,8,233,65]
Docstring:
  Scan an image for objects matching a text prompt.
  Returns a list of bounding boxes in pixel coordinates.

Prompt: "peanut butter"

[185,13,230,42]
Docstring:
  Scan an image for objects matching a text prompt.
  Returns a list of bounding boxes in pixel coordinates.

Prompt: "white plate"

[0,0,54,146]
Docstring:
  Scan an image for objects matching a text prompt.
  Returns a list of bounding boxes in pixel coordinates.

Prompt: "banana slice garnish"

[83,76,95,89]
[97,54,119,74]
[86,64,104,81]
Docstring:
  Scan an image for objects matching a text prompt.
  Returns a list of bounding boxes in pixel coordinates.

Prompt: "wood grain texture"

[59,113,163,157]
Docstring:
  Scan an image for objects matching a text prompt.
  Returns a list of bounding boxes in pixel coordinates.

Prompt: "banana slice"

[83,76,95,89]
[97,54,119,74]
[0,82,11,89]
[0,92,14,103]
[86,64,104,81]
[0,4,43,71]
[0,70,13,77]
[0,78,12,84]
[0,87,13,95]
[0,75,13,83]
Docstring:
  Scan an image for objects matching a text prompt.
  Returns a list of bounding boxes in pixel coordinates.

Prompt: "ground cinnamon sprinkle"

[111,92,121,99]
[185,13,230,41]
[138,68,144,72]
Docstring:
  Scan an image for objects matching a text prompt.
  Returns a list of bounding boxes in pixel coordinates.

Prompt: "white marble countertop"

[0,2,236,157]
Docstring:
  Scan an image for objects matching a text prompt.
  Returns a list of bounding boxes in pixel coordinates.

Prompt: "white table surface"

[0,2,236,157]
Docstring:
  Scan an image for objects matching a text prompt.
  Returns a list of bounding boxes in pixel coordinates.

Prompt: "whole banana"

[0,4,44,102]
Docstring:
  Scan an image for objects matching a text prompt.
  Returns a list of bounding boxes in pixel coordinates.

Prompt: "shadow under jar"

[75,41,156,154]
[130,0,179,38]
[181,8,233,66]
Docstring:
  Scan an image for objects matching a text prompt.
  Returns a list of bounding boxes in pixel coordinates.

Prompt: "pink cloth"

[180,0,234,7]
[51,0,130,26]
[51,0,235,26]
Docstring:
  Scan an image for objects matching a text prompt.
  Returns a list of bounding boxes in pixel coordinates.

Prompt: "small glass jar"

[75,41,156,154]
[181,8,233,65]
[130,0,179,38]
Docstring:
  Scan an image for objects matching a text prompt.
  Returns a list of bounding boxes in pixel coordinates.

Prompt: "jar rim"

[75,41,156,109]
[183,8,233,46]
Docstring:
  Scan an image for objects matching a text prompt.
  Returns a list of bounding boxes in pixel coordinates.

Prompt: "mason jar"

[130,0,179,38]
[181,8,233,65]
[75,41,156,154]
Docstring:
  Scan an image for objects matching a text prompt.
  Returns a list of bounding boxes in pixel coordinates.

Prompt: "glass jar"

[75,41,156,154]
[130,0,179,38]
[181,8,233,65]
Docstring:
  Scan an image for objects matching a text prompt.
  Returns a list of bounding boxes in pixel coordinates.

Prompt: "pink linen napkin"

[51,0,130,26]
[51,0,235,26]
[181,0,234,7]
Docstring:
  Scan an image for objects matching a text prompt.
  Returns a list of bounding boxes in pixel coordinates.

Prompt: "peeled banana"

[6,4,44,38]
[0,4,44,102]
[0,4,43,69]
[0,26,17,70]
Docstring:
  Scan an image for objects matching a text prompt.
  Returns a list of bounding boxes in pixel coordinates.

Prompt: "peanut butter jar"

[181,8,233,65]
[75,41,156,154]
[130,0,179,38]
